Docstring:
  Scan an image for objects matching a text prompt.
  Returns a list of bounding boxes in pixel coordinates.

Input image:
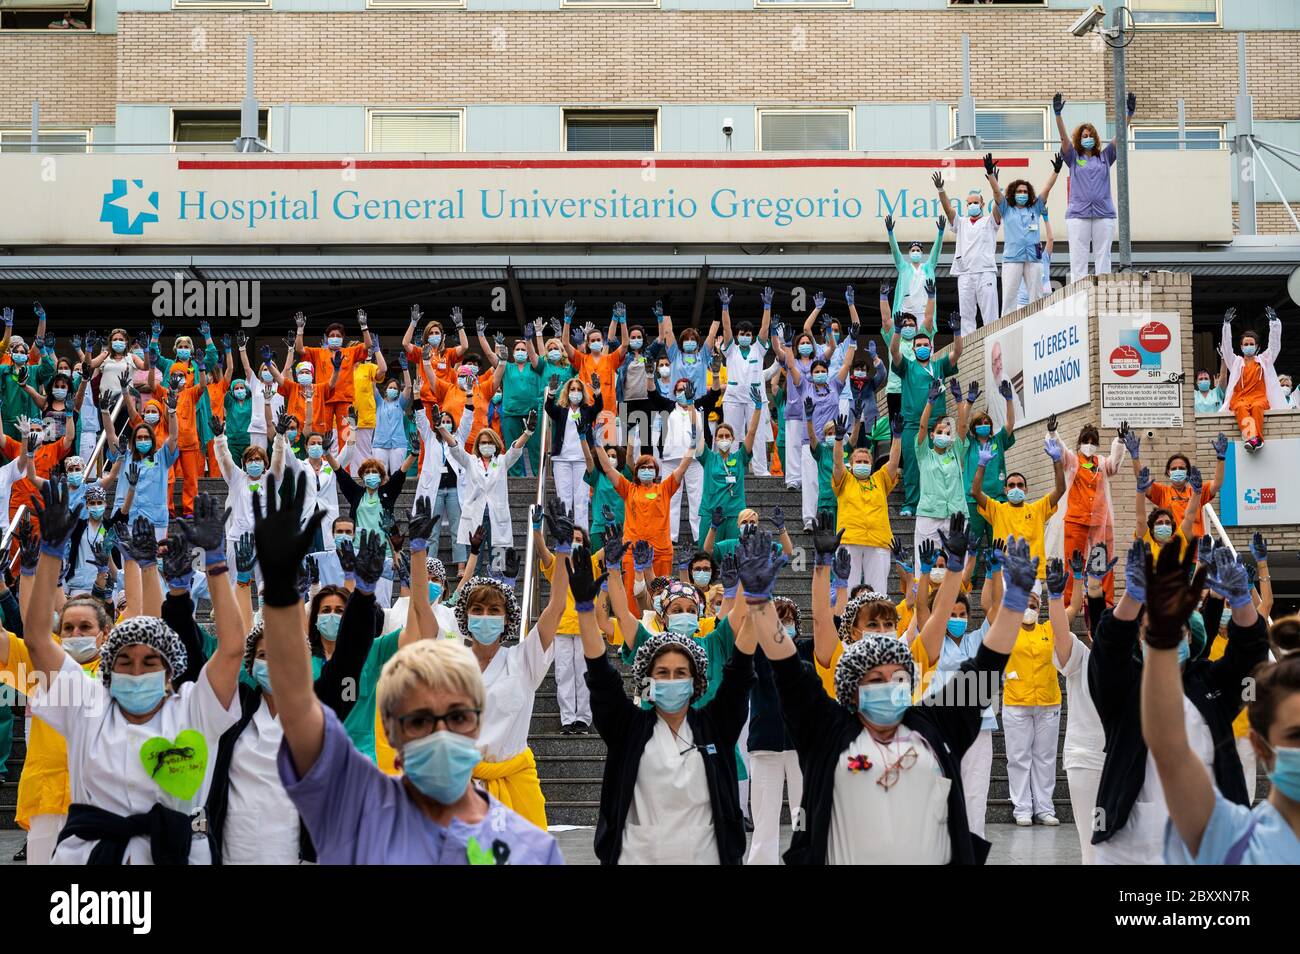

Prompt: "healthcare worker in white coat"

[444,400,536,565]
[934,170,1000,338]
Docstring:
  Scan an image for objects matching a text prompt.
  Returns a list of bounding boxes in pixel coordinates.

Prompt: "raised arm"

[932,171,955,225]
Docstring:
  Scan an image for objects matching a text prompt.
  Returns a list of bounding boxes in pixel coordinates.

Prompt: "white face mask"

[1022,608,1038,626]
[1079,443,1098,457]
[929,567,947,584]
[715,438,733,454]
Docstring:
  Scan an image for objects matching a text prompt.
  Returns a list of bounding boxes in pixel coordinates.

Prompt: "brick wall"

[1234,202,1300,236]
[0,35,117,125]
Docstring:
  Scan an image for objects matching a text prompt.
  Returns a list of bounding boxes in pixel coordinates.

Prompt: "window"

[367,109,463,153]
[171,0,270,8]
[564,111,657,152]
[0,129,90,153]
[561,0,657,7]
[755,0,850,7]
[950,106,1048,149]
[172,109,268,152]
[1130,0,1219,26]
[1132,125,1226,150]
[0,0,93,31]
[757,108,852,152]
[366,0,463,8]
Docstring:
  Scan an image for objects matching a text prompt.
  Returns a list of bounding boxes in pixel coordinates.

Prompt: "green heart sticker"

[139,730,208,802]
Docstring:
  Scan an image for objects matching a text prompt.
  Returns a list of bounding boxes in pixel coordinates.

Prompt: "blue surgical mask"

[547,348,562,362]
[629,338,644,351]
[852,462,871,480]
[514,350,527,363]
[143,412,160,426]
[588,340,603,353]
[933,433,953,450]
[812,371,828,385]
[135,439,153,455]
[110,670,167,715]
[1264,743,1300,802]
[245,461,264,478]
[468,614,505,645]
[968,205,983,218]
[682,340,699,354]
[784,624,798,639]
[1007,487,1027,504]
[975,424,992,437]
[651,678,693,713]
[364,473,382,490]
[1242,345,1258,357]
[88,504,105,520]
[252,659,274,695]
[666,613,699,637]
[1015,193,1030,206]
[67,471,84,488]
[297,373,313,386]
[1197,380,1211,392]
[52,387,68,401]
[737,335,753,348]
[1169,468,1187,484]
[915,346,931,361]
[232,388,247,401]
[176,348,191,361]
[63,636,99,663]
[111,340,127,354]
[429,334,443,348]
[428,582,443,604]
[798,343,814,358]
[334,534,353,551]
[691,570,712,588]
[1153,524,1174,542]
[327,336,343,349]
[946,618,969,638]
[1081,136,1096,150]
[11,352,28,366]
[675,391,689,405]
[900,326,917,341]
[261,370,274,383]
[857,682,910,726]
[286,429,299,443]
[910,251,922,264]
[638,467,657,483]
[386,389,400,402]
[401,730,481,804]
[316,612,341,641]
[308,444,325,460]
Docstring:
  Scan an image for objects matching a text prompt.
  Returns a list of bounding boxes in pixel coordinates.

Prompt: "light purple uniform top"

[1061,142,1118,220]
[278,705,564,865]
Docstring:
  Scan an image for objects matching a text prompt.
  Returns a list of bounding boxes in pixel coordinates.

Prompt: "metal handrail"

[1201,503,1237,560]
[518,411,552,627]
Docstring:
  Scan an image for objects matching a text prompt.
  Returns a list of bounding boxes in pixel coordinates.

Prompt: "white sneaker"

[1014,816,1033,827]
[1035,813,1060,827]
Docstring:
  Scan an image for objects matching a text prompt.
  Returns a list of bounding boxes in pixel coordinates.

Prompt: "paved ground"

[0,821,1081,865]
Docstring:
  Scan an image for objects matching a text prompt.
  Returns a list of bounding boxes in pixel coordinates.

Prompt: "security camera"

[1069,4,1106,38]
[722,118,734,137]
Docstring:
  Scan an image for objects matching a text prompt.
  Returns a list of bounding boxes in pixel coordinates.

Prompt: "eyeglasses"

[877,746,918,790]
[395,707,481,740]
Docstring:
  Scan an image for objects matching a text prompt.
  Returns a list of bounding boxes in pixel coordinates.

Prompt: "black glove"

[236,532,257,576]
[567,543,607,605]
[127,516,159,564]
[811,510,844,564]
[502,547,521,582]
[17,518,40,573]
[179,492,230,553]
[31,477,79,550]
[335,537,356,574]
[162,530,193,583]
[252,472,327,608]
[354,530,386,587]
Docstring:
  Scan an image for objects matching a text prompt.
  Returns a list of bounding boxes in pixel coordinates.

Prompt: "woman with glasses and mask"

[761,530,1030,865]
[566,528,768,865]
[258,471,561,862]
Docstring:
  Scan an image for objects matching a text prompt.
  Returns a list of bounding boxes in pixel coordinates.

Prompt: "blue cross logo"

[100,179,159,235]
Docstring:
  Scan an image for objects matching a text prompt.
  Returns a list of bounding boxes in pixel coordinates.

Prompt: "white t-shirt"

[901,261,930,318]
[31,655,241,865]
[477,625,554,763]
[1054,635,1105,773]
[249,385,286,436]
[950,213,998,275]
[555,409,584,462]
[223,701,300,865]
[619,717,720,865]
[0,458,24,534]
[1093,695,1214,866]
[660,406,695,460]
[827,726,952,865]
